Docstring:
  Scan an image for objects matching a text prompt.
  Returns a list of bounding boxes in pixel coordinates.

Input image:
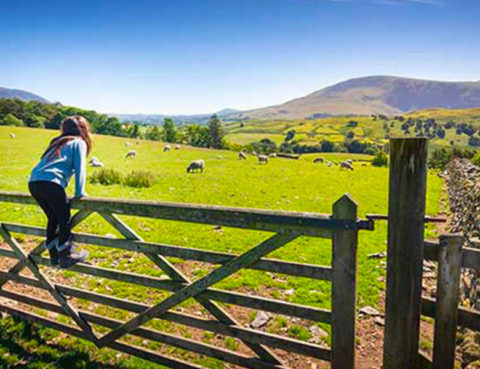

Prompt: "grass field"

[0,126,443,368]
[224,108,480,150]
[224,117,382,146]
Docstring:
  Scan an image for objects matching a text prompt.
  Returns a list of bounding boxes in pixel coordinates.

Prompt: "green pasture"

[0,126,443,368]
[224,109,480,149]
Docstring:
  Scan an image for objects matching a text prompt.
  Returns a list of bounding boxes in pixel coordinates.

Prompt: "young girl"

[29,116,91,269]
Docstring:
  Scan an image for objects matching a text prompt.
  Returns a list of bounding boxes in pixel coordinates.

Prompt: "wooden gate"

[0,191,373,369]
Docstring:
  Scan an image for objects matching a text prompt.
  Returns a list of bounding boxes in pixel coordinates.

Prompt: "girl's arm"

[73,140,88,198]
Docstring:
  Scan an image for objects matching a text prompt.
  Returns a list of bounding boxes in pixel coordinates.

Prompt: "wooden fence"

[381,138,480,369]
[416,235,480,369]
[0,191,373,369]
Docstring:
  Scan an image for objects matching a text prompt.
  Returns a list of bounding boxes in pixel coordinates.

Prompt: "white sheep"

[340,161,354,171]
[269,153,277,158]
[326,161,332,167]
[187,159,205,173]
[89,156,104,167]
[126,150,137,158]
[91,161,104,167]
[9,133,15,139]
[175,144,180,150]
[313,157,324,164]
[257,155,269,164]
[163,145,171,152]
[345,159,353,165]
[125,142,133,147]
[238,151,247,160]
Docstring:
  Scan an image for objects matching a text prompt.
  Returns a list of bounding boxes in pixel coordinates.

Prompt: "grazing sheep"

[238,151,247,160]
[91,161,104,168]
[269,153,277,158]
[125,142,133,147]
[163,145,171,152]
[257,155,269,164]
[340,161,354,171]
[313,157,324,164]
[326,161,332,167]
[126,150,137,158]
[89,156,104,167]
[345,159,353,165]
[251,151,257,156]
[175,144,180,150]
[9,133,15,139]
[187,159,205,173]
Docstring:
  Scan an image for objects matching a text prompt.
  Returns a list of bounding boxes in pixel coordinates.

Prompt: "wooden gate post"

[383,138,428,369]
[432,234,463,369]
[331,194,358,369]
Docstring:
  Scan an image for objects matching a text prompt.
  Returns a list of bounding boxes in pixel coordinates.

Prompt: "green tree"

[131,123,141,138]
[208,114,224,149]
[145,125,162,141]
[25,114,45,128]
[184,124,210,147]
[285,129,296,141]
[250,138,277,154]
[0,113,23,126]
[162,118,177,142]
[320,140,335,152]
[371,152,388,167]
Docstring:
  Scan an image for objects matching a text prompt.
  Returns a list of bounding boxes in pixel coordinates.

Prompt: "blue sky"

[1,0,479,114]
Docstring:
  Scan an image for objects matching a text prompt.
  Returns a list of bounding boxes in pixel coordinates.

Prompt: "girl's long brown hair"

[42,116,92,159]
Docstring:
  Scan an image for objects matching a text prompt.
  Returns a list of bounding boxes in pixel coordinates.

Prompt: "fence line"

[0,191,373,369]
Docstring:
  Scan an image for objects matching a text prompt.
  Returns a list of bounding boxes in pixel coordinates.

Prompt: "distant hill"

[0,87,49,103]
[228,76,480,120]
[115,108,240,125]
[406,107,480,121]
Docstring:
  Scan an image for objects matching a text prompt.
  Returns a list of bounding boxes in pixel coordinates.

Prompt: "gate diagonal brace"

[0,224,97,344]
[98,212,285,365]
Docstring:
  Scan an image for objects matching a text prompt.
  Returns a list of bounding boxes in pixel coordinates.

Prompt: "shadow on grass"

[0,316,132,369]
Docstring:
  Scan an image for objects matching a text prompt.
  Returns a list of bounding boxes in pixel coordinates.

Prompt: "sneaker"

[58,242,88,269]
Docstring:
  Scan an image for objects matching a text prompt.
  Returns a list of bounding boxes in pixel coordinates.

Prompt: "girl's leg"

[29,181,87,268]
[38,183,71,250]
[28,182,59,249]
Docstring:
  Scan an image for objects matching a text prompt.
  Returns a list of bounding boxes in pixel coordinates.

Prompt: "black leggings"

[29,181,71,249]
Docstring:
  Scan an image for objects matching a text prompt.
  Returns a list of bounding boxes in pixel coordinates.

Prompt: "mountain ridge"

[228,75,480,120]
[0,87,49,103]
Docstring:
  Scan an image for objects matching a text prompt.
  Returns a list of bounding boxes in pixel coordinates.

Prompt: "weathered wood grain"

[432,234,463,369]
[383,138,428,369]
[331,195,358,369]
[3,222,332,280]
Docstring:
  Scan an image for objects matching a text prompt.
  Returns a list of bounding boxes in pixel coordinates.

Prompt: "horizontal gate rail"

[0,191,373,369]
[0,191,373,236]
[3,222,332,280]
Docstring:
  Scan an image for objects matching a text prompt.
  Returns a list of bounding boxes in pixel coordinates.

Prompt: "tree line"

[0,98,226,149]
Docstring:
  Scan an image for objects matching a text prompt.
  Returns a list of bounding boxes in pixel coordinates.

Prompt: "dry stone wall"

[447,159,480,367]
